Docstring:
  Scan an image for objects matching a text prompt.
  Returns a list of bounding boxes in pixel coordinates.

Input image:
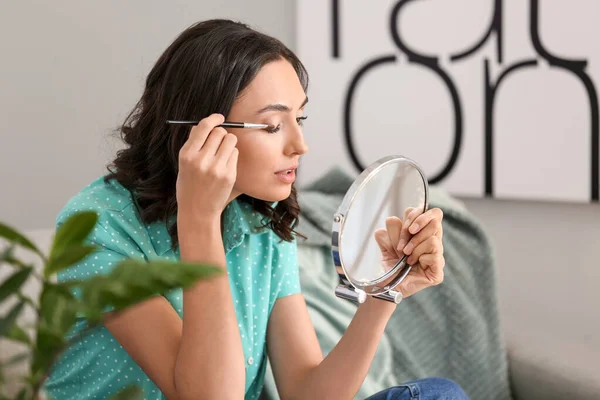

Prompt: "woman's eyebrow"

[255,96,309,114]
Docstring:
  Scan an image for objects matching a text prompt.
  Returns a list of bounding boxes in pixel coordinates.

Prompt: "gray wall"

[1,0,599,366]
[0,0,295,230]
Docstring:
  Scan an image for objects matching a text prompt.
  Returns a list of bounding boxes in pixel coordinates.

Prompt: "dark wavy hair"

[105,19,308,246]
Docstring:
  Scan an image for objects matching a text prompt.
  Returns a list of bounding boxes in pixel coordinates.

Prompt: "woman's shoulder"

[57,176,133,212]
[57,177,135,227]
[57,176,133,221]
[56,176,145,249]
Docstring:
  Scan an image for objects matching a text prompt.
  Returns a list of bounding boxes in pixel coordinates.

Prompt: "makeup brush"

[166,120,272,130]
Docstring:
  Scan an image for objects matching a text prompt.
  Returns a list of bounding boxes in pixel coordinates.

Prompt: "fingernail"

[403,242,413,254]
[409,223,419,234]
[397,240,405,252]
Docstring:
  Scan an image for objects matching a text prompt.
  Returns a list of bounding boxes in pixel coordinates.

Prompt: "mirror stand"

[330,155,428,305]
[334,282,404,304]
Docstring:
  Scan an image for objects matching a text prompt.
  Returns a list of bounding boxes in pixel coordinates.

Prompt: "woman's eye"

[265,116,307,134]
[266,124,281,134]
[297,116,308,126]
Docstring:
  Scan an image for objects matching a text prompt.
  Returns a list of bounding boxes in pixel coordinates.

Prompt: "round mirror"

[332,155,428,304]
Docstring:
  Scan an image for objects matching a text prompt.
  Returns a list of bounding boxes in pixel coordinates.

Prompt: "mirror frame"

[331,155,429,304]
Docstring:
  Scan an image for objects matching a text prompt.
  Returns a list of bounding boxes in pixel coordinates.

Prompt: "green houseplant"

[0,211,222,399]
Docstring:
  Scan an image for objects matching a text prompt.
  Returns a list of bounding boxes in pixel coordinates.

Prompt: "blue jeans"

[365,377,470,400]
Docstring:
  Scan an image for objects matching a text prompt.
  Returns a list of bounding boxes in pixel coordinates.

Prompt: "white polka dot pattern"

[43,176,302,400]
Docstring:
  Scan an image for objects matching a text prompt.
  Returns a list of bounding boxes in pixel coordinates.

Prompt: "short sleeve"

[57,224,127,283]
[55,211,143,314]
[272,236,302,299]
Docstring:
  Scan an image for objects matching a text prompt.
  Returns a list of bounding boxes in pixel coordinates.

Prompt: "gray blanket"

[262,167,513,400]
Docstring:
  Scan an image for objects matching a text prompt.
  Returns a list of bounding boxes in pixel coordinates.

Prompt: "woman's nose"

[286,125,309,156]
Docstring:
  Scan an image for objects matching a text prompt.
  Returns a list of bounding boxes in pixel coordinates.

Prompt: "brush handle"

[166,120,269,129]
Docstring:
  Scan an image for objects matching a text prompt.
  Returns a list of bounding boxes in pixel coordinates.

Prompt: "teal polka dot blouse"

[43,176,302,400]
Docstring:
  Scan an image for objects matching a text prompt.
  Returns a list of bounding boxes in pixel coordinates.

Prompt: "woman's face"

[227,59,309,202]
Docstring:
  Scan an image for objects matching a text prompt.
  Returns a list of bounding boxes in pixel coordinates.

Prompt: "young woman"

[44,19,468,400]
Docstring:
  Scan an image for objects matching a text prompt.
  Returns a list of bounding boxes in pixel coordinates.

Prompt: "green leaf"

[0,254,31,271]
[1,245,39,275]
[5,352,29,367]
[45,245,97,278]
[31,323,67,379]
[80,259,222,316]
[109,385,143,400]
[0,245,15,264]
[0,268,32,303]
[39,284,78,335]
[0,222,43,258]
[5,324,31,345]
[0,300,25,337]
[58,278,84,289]
[17,292,36,309]
[15,387,29,400]
[48,211,98,268]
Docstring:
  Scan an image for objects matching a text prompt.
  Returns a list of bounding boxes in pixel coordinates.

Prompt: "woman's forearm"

[295,297,397,400]
[174,215,245,400]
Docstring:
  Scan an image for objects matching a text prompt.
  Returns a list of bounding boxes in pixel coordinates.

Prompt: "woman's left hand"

[373,207,445,298]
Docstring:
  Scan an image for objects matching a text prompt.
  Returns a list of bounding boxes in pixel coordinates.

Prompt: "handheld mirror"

[332,155,429,304]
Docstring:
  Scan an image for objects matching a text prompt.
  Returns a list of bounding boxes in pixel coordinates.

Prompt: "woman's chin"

[244,185,292,203]
[264,188,293,203]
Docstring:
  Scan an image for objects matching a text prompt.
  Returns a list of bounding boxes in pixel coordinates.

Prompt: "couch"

[1,183,598,399]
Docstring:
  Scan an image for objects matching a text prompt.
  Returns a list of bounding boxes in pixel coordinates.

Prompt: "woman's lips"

[275,168,296,184]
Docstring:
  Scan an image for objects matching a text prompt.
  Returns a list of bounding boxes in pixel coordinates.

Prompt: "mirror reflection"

[339,159,427,287]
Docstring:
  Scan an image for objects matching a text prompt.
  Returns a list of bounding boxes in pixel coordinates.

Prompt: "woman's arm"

[268,208,445,400]
[176,216,246,397]
[105,216,245,400]
[106,114,246,400]
[267,294,395,400]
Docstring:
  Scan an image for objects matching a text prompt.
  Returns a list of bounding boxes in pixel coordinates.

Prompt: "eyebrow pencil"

[166,120,271,129]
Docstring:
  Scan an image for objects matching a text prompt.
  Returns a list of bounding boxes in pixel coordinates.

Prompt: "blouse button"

[247,357,254,365]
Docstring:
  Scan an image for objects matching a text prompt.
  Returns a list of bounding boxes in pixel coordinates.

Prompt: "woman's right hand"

[176,113,238,221]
